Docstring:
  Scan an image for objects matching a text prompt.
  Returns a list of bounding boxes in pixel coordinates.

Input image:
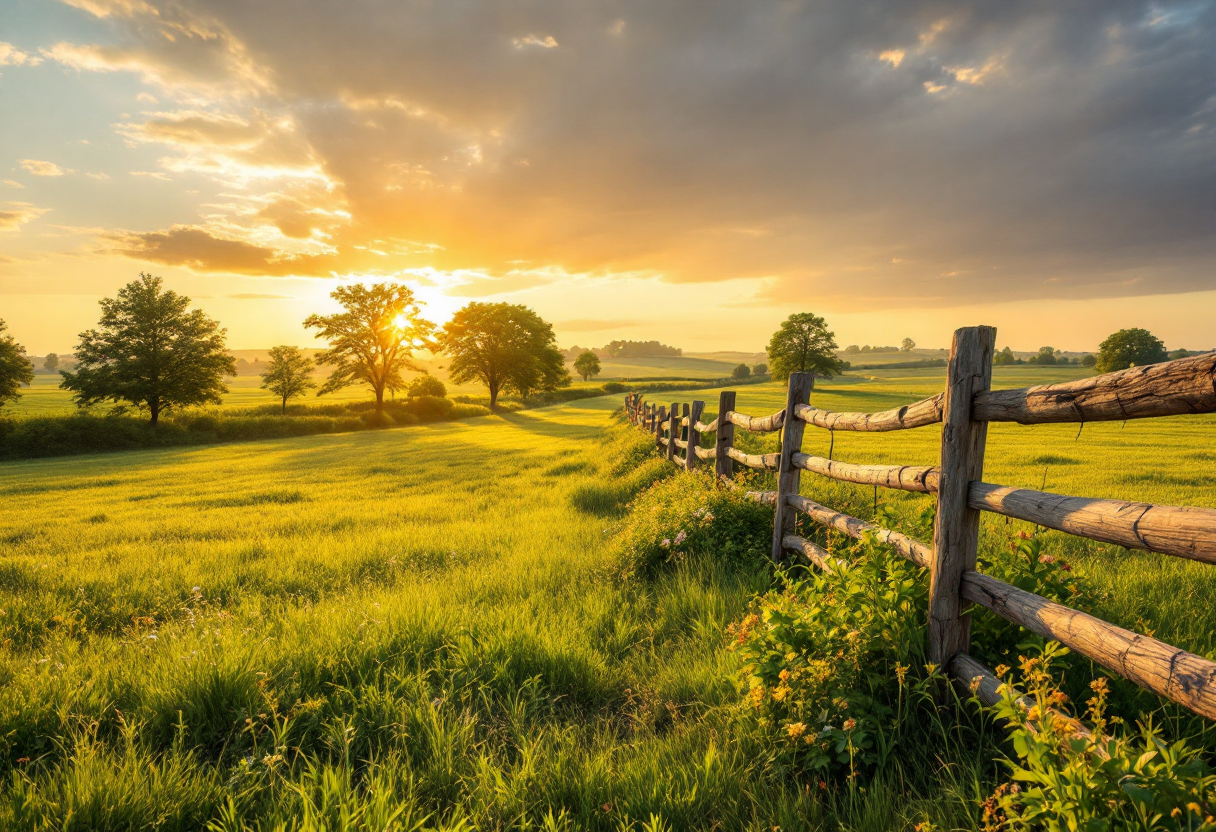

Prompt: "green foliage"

[304,283,436,412]
[612,470,773,579]
[766,313,846,382]
[981,642,1216,830]
[731,363,751,380]
[407,373,446,398]
[59,274,236,424]
[259,345,316,413]
[441,302,570,408]
[1096,327,1168,373]
[1080,353,1096,367]
[731,533,935,779]
[42,353,58,372]
[574,349,601,382]
[752,363,768,376]
[901,338,915,352]
[0,320,34,409]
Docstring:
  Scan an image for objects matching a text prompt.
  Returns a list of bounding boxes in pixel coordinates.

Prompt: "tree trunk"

[375,385,385,413]
[282,395,288,414]
[149,401,160,426]
[489,381,499,409]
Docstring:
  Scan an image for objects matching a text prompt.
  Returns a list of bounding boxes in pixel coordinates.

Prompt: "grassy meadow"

[2,365,1215,829]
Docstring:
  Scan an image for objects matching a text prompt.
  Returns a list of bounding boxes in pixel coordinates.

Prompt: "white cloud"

[512,34,559,49]
[0,42,41,67]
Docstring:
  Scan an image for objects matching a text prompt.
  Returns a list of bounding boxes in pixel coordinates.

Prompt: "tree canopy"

[766,313,845,381]
[0,320,34,409]
[441,302,570,408]
[1095,328,1168,373]
[732,363,751,379]
[60,274,235,424]
[304,283,435,412]
[574,350,601,382]
[260,346,316,413]
[901,337,916,352]
[43,353,59,371]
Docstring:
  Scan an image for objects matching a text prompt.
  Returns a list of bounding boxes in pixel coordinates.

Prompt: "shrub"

[407,373,446,398]
[401,394,454,423]
[602,382,626,394]
[979,642,1216,829]
[612,469,772,578]
[451,403,491,419]
[731,533,936,779]
[362,411,396,429]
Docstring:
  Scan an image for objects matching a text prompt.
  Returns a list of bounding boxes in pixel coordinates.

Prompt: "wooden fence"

[623,328,1216,721]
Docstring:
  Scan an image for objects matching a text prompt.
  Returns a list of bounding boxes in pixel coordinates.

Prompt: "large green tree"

[260,346,316,413]
[304,283,435,413]
[60,274,235,425]
[1095,328,1168,373]
[766,313,846,381]
[0,320,34,409]
[441,302,570,408]
[574,350,601,382]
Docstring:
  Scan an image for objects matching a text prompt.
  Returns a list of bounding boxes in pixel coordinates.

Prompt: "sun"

[392,314,408,330]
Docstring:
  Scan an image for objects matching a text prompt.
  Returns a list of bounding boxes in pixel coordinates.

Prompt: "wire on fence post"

[770,372,815,562]
[928,325,996,672]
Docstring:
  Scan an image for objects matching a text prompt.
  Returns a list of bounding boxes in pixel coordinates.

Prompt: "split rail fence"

[622,327,1216,721]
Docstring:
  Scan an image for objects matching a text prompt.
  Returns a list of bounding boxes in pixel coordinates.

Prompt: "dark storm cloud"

[62,0,1216,303]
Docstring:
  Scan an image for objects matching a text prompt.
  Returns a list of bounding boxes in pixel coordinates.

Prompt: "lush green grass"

[3,368,1214,830]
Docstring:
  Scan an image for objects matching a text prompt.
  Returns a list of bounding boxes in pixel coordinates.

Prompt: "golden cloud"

[20,159,72,177]
[0,202,49,231]
[109,225,338,275]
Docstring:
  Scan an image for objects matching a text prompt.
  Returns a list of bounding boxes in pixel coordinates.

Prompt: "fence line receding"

[622,339,1216,720]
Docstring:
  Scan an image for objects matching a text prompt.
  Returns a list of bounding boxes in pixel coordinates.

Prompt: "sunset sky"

[2,0,1214,355]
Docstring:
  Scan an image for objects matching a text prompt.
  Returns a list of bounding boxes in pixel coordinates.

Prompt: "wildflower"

[1061,563,1071,571]
[1038,554,1055,564]
[1189,803,1203,815]
[674,530,687,545]
[895,662,909,686]
[970,676,981,694]
[778,669,790,682]
[703,512,713,522]
[786,721,806,739]
[1089,678,1108,693]
[660,539,671,549]
[995,664,1009,676]
[842,718,856,731]
[771,684,791,702]
[749,685,766,706]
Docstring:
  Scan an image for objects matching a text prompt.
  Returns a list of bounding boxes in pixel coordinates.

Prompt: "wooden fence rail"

[623,335,1216,722]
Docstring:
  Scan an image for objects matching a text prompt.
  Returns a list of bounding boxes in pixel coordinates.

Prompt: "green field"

[2,368,1215,829]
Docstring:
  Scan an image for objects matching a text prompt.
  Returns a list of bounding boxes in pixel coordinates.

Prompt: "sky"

[1,0,1214,355]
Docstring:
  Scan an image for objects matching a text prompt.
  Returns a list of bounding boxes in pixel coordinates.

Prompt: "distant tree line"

[563,340,682,361]
[0,273,572,422]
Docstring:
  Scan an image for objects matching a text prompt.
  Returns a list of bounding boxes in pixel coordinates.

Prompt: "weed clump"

[613,470,772,578]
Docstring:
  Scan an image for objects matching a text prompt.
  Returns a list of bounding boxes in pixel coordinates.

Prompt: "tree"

[574,349,601,382]
[1081,353,1096,367]
[843,345,860,354]
[901,337,916,352]
[60,274,235,425]
[260,345,316,413]
[753,363,768,376]
[305,283,435,413]
[408,373,446,398]
[732,363,751,380]
[0,320,34,409]
[993,346,1017,366]
[1169,348,1192,361]
[766,312,846,382]
[1095,328,1167,374]
[441,302,570,408]
[43,353,59,371]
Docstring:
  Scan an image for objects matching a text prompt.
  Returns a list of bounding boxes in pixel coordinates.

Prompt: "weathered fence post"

[667,402,679,462]
[770,373,814,561]
[686,400,703,469]
[715,390,736,480]
[928,325,996,670]
[645,403,652,431]
[655,405,666,449]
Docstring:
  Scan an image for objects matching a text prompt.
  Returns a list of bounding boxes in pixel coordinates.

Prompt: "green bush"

[406,373,446,398]
[602,381,627,394]
[401,394,453,422]
[612,469,772,579]
[979,642,1216,830]
[731,533,935,779]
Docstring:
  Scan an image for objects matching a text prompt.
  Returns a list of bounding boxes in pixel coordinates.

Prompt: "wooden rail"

[622,338,1216,721]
